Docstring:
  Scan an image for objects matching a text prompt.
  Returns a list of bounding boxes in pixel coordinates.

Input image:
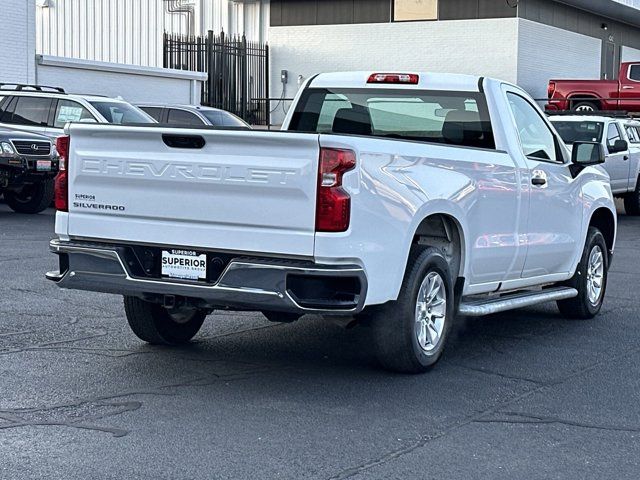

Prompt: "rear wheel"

[367,246,454,373]
[557,227,608,319]
[123,296,207,345]
[572,101,599,112]
[4,179,54,214]
[623,178,640,215]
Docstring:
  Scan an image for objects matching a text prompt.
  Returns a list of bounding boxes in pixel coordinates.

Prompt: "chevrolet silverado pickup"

[46,72,617,373]
[547,62,640,113]
[550,114,640,215]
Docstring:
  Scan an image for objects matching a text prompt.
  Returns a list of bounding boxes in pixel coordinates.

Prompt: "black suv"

[0,128,58,214]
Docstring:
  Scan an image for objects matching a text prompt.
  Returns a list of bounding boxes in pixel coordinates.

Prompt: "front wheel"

[367,246,454,373]
[4,179,54,214]
[557,227,608,319]
[123,296,207,345]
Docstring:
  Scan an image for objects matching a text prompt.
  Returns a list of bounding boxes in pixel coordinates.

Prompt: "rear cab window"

[625,124,640,143]
[288,88,495,150]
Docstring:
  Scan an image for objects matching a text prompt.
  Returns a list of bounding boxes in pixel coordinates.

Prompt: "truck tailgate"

[65,124,320,257]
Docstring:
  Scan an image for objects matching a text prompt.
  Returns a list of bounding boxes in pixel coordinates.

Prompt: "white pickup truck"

[47,72,617,373]
[549,115,640,215]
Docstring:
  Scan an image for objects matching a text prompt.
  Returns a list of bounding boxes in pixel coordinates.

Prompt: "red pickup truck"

[546,61,640,112]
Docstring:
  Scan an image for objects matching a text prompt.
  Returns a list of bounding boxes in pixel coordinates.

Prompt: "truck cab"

[550,114,640,214]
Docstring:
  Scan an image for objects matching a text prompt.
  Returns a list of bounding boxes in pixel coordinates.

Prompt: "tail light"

[548,81,556,98]
[315,148,356,232]
[367,73,419,85]
[54,135,70,212]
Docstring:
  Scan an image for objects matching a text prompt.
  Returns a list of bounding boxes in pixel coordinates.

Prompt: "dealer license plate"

[36,160,52,171]
[161,249,207,281]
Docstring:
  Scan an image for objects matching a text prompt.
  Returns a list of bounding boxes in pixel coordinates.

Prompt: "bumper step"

[458,286,578,317]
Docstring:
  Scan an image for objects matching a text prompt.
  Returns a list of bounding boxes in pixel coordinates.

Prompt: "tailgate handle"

[162,134,206,149]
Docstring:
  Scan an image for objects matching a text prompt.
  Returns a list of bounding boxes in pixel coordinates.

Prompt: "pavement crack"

[452,364,543,385]
[326,344,640,480]
[475,411,640,433]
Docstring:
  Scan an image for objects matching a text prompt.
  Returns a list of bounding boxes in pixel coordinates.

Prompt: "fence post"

[206,30,214,107]
[241,35,248,119]
[265,44,270,127]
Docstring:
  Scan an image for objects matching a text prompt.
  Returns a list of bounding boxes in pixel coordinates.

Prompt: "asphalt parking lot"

[1,203,639,480]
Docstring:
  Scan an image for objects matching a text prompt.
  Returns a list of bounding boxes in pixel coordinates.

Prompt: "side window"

[0,97,16,123]
[140,107,163,122]
[10,97,52,126]
[53,100,96,128]
[507,92,559,162]
[606,123,623,152]
[625,125,639,143]
[167,109,204,126]
[629,64,640,81]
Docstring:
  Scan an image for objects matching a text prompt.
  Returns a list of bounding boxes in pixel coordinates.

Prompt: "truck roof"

[308,71,484,92]
[548,115,619,123]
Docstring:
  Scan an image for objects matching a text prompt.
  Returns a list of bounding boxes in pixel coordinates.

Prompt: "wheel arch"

[568,94,602,110]
[589,207,616,262]
[409,213,466,283]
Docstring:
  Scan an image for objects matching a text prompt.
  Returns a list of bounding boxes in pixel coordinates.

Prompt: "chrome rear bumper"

[47,239,367,315]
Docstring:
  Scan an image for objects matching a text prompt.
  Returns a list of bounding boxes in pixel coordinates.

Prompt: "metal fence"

[164,31,270,125]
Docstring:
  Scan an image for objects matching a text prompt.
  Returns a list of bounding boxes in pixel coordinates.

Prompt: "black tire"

[557,227,608,319]
[572,101,599,112]
[624,178,640,215]
[367,246,454,373]
[123,296,207,345]
[4,179,54,214]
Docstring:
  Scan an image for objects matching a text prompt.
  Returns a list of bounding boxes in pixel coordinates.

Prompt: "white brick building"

[3,0,36,84]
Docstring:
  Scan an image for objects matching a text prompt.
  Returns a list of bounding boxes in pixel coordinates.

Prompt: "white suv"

[0,84,155,139]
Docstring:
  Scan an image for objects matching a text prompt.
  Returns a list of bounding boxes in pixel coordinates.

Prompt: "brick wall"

[3,0,36,84]
[517,19,601,100]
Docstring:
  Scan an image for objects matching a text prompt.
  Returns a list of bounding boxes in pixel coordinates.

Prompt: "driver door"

[505,90,583,278]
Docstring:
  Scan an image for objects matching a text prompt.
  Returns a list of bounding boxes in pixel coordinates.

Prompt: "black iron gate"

[163,31,269,125]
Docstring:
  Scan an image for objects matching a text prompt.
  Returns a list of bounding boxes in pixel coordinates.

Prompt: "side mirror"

[572,141,605,166]
[609,139,628,154]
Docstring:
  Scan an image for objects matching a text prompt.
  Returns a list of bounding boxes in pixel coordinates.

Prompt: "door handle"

[624,155,629,161]
[623,86,635,90]
[531,169,547,187]
[531,177,547,186]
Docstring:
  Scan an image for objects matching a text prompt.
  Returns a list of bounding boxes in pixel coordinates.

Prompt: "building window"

[394,0,438,21]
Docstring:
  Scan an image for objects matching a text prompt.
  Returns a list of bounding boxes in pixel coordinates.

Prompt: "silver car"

[136,104,251,129]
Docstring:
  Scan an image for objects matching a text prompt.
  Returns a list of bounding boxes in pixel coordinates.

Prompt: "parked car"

[550,114,640,214]
[137,104,250,128]
[546,62,640,113]
[0,127,57,213]
[0,83,155,140]
[47,71,616,373]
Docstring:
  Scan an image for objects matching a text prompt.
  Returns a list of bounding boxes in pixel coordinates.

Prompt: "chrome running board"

[458,286,578,317]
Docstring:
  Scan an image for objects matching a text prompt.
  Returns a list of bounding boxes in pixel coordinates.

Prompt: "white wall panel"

[622,45,640,62]
[3,0,36,83]
[36,0,269,67]
[517,18,601,101]
[268,18,519,123]
[36,56,207,104]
